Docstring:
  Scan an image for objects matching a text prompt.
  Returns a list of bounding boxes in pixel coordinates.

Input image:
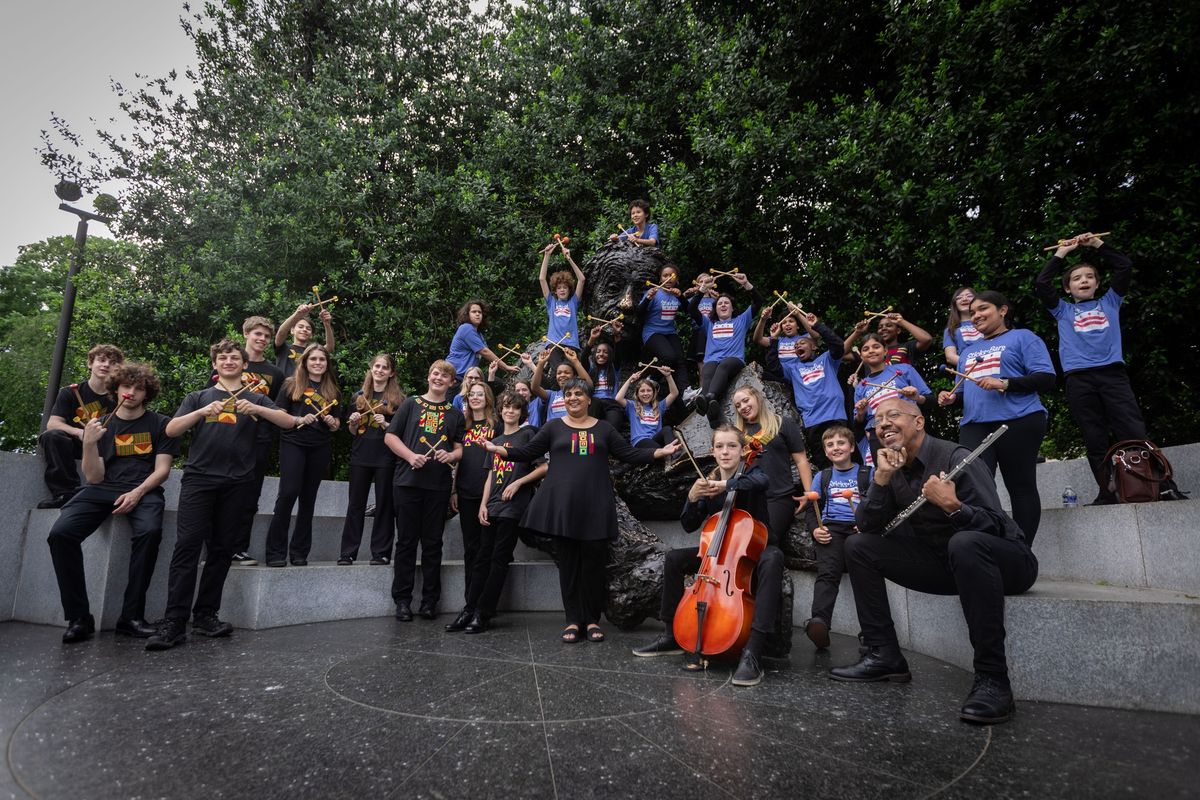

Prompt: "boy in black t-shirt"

[146,340,299,651]
[384,360,465,621]
[38,343,124,508]
[48,362,179,643]
[229,315,285,565]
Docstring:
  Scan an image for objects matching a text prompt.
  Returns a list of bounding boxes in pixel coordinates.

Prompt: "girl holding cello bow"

[337,354,404,566]
[938,290,1055,544]
[483,379,680,644]
[632,425,784,687]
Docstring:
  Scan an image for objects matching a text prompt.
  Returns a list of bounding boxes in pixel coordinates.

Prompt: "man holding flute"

[829,397,1038,725]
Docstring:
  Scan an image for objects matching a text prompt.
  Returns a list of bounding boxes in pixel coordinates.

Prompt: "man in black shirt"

[47,363,179,643]
[38,344,124,508]
[146,340,298,651]
[830,398,1038,725]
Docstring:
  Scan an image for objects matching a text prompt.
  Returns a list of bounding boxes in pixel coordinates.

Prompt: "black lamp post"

[39,181,112,431]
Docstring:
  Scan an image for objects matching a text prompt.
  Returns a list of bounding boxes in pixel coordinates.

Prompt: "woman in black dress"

[485,378,680,643]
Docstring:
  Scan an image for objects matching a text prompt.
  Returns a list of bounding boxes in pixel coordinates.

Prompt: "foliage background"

[4,0,1196,474]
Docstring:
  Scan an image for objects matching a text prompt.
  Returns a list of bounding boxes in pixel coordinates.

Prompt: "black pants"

[38,428,83,497]
[660,544,785,639]
[339,463,396,560]
[590,397,625,430]
[810,520,856,623]
[47,485,165,622]
[555,538,609,627]
[634,427,675,449]
[960,411,1046,545]
[266,439,331,562]
[845,531,1038,676]
[765,495,795,550]
[1065,364,1147,500]
[643,333,690,391]
[700,357,745,405]
[391,485,452,608]
[165,474,256,621]
[465,516,521,615]
[457,494,484,605]
[234,439,273,554]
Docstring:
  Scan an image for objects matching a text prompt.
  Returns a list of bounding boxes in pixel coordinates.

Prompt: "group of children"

[38,219,1159,675]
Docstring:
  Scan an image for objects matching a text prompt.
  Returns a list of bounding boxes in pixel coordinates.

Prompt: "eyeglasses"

[878,409,919,423]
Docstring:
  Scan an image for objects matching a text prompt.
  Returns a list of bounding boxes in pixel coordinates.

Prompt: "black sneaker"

[192,614,234,638]
[337,558,353,566]
[369,556,390,566]
[37,493,74,510]
[632,633,684,657]
[731,650,764,687]
[146,618,187,651]
[231,552,258,566]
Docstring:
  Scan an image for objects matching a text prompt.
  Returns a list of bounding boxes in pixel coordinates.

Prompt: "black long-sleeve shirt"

[855,434,1024,544]
[811,321,847,359]
[680,465,770,533]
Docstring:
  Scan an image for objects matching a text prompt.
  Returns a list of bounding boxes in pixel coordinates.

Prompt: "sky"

[0,1,196,267]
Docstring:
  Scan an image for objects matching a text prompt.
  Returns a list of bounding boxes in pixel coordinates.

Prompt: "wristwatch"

[999,378,1010,392]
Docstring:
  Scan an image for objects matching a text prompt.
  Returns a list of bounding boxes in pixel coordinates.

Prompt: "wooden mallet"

[418,434,447,457]
[862,305,893,321]
[541,332,573,354]
[101,393,133,425]
[297,397,338,427]
[586,313,624,327]
[1042,231,1111,251]
[674,435,710,485]
[802,491,824,528]
[708,266,741,278]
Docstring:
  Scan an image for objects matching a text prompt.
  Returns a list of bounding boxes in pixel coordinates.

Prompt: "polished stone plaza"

[2,614,1196,799]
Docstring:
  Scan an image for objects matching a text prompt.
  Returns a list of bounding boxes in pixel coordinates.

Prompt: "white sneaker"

[682,387,701,402]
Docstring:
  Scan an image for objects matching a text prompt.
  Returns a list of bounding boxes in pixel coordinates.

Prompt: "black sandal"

[586,626,605,643]
[561,625,582,644]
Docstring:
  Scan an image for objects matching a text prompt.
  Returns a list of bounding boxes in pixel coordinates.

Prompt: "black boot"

[395,601,413,622]
[693,393,710,415]
[731,649,763,687]
[829,644,911,683]
[804,617,830,649]
[705,397,723,428]
[62,614,95,644]
[463,612,490,634]
[632,632,683,657]
[960,673,1015,724]
[444,608,473,633]
[145,618,187,651]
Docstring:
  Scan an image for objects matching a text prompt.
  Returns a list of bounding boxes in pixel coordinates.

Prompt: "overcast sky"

[0,1,196,267]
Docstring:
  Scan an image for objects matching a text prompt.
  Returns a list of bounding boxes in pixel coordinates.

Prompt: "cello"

[673,440,769,667]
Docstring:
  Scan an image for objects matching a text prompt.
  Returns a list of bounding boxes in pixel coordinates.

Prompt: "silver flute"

[882,425,1009,535]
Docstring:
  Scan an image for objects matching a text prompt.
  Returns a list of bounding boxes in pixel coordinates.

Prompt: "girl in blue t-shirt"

[787,311,852,467]
[616,365,680,448]
[753,307,806,384]
[538,241,586,389]
[937,290,1056,543]
[689,271,762,427]
[637,263,692,393]
[942,286,984,367]
[446,299,516,385]
[584,334,624,429]
[513,378,543,429]
[853,334,932,464]
[608,198,660,247]
[1034,232,1158,504]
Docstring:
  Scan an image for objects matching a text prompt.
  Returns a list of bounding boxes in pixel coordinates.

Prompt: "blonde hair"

[464,382,496,428]
[429,359,457,382]
[732,385,779,444]
[457,365,485,399]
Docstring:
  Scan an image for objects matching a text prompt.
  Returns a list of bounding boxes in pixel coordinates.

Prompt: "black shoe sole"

[960,706,1015,725]
[805,620,831,649]
[145,635,186,651]
[731,672,763,687]
[192,626,233,638]
[829,670,912,683]
[631,647,684,658]
[115,627,155,639]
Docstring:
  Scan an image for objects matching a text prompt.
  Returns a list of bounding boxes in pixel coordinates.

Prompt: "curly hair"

[106,362,161,402]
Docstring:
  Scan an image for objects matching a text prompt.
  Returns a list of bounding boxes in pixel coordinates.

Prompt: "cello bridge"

[694,574,721,587]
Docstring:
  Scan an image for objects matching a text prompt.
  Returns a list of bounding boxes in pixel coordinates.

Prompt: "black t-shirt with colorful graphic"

[205,359,285,445]
[95,410,180,493]
[275,343,306,378]
[386,395,465,491]
[456,418,496,501]
[174,387,279,481]
[348,389,400,469]
[485,426,542,521]
[51,380,115,427]
[278,380,341,448]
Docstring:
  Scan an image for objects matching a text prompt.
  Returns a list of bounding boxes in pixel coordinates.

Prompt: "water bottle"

[1062,486,1078,508]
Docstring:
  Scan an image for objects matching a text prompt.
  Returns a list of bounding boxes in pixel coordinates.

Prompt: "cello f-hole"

[724,569,733,597]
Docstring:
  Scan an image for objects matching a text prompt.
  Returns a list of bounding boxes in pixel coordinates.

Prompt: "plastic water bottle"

[1062,486,1078,508]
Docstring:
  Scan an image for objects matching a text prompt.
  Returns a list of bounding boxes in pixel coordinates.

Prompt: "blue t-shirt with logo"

[701,306,755,363]
[447,323,487,379]
[813,465,872,523]
[545,389,568,421]
[1049,288,1124,373]
[626,399,668,445]
[853,363,931,430]
[942,321,984,354]
[956,328,1054,424]
[641,289,683,342]
[545,295,580,349]
[786,350,848,428]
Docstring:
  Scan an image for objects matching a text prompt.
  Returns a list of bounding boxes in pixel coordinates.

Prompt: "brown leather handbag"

[1105,440,1174,503]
